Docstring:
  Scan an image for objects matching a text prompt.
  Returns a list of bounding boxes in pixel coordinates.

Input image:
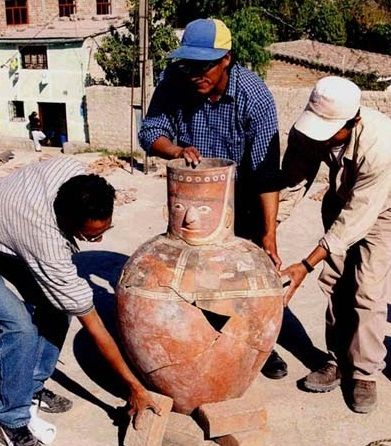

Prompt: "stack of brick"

[123,378,268,446]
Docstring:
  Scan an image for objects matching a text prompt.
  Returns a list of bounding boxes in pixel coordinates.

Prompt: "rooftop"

[268,39,391,78]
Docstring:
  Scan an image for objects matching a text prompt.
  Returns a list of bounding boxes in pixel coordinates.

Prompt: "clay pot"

[117,158,283,414]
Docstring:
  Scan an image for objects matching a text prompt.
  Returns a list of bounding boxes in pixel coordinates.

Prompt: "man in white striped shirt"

[0,157,159,446]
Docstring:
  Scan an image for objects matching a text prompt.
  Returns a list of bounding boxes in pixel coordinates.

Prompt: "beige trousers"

[319,208,391,381]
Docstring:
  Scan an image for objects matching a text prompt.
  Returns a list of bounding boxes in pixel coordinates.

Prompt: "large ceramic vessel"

[117,158,283,414]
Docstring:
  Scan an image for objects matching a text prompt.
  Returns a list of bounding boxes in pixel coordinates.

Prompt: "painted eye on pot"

[174,203,185,211]
[198,206,212,214]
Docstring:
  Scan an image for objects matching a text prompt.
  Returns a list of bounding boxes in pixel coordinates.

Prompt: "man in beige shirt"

[280,76,391,413]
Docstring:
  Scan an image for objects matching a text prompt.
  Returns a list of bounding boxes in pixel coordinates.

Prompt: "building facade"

[0,0,128,147]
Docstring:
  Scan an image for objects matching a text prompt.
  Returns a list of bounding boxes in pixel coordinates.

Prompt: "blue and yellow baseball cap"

[168,18,232,61]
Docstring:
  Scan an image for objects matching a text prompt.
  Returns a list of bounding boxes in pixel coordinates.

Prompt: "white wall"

[0,41,89,142]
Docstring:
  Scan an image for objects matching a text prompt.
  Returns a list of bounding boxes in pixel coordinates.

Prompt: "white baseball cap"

[294,76,361,141]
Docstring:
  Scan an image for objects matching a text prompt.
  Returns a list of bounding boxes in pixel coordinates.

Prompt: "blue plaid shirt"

[139,63,280,186]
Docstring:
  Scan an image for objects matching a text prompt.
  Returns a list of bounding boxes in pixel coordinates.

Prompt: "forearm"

[259,191,279,235]
[150,136,183,160]
[78,309,144,392]
[304,244,329,269]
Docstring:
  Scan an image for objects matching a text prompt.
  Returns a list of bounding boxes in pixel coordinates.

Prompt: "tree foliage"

[223,7,276,75]
[95,23,139,86]
[95,1,178,86]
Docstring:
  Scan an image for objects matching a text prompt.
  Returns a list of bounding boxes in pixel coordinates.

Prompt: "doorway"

[38,102,67,147]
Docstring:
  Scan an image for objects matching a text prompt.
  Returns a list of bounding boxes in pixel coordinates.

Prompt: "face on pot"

[167,161,235,244]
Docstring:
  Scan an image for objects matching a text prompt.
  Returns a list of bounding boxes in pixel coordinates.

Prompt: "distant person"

[0,157,159,446]
[139,18,287,380]
[280,76,391,414]
[28,112,46,152]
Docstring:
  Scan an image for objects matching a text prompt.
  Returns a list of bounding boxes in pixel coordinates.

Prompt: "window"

[59,0,76,17]
[96,0,111,15]
[20,46,48,70]
[5,0,28,25]
[9,101,25,121]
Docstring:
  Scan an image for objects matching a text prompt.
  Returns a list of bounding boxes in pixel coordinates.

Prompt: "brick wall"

[86,85,141,151]
[0,0,128,30]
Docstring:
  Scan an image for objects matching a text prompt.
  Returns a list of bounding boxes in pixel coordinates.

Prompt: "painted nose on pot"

[183,206,201,229]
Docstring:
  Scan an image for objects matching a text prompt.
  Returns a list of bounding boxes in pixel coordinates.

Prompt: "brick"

[215,429,268,446]
[197,379,267,438]
[124,391,173,446]
[163,412,205,446]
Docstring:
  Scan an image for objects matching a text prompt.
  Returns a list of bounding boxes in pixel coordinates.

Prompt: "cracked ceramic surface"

[116,158,284,414]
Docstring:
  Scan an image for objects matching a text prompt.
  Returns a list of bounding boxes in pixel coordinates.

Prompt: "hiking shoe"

[0,425,39,446]
[350,379,377,414]
[32,388,72,413]
[261,350,288,379]
[303,363,341,392]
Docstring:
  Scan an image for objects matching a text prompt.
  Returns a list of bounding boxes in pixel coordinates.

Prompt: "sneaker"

[32,388,72,414]
[261,350,288,379]
[303,363,341,392]
[350,379,377,414]
[0,425,39,446]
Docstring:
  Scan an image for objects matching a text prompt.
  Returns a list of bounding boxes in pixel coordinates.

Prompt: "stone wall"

[85,84,391,153]
[86,85,141,152]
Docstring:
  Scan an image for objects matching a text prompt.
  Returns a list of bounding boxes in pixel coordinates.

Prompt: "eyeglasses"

[177,59,221,76]
[78,225,114,243]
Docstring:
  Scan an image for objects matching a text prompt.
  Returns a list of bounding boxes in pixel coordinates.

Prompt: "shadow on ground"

[278,306,330,373]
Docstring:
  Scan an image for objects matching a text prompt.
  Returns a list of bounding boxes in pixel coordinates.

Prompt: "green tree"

[295,0,347,45]
[223,7,276,75]
[95,23,139,86]
[95,2,178,86]
[365,23,391,54]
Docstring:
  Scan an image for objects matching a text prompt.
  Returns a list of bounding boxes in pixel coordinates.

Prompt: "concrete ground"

[1,149,391,446]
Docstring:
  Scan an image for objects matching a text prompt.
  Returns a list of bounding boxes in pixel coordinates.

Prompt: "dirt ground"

[1,149,391,446]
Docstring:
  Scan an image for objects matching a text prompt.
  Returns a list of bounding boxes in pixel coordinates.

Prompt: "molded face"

[167,159,235,245]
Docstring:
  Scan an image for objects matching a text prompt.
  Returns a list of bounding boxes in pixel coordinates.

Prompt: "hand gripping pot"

[116,158,284,414]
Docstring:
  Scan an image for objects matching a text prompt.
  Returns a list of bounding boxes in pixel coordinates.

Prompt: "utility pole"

[138,0,154,173]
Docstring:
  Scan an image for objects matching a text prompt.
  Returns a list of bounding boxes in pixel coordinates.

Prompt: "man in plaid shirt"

[139,18,287,380]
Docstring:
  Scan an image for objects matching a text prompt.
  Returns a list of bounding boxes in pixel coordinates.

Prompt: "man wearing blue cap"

[139,18,287,380]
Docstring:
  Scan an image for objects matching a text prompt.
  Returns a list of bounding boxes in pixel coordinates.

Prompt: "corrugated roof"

[0,17,127,42]
[268,39,391,78]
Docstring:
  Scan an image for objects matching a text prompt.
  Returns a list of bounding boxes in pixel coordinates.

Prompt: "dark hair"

[54,174,115,230]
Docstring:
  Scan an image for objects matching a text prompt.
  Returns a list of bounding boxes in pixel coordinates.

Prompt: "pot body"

[117,235,283,414]
[117,158,283,414]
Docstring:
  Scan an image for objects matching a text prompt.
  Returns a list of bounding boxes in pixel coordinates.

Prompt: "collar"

[343,120,363,161]
[223,63,239,102]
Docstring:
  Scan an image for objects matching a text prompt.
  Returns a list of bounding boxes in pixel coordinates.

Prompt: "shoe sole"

[350,401,377,414]
[262,370,288,380]
[303,379,341,393]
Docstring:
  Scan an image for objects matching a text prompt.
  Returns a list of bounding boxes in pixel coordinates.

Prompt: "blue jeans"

[0,269,69,428]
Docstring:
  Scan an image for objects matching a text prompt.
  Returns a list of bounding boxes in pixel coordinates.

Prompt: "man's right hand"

[128,386,161,430]
[151,137,202,167]
[178,146,202,167]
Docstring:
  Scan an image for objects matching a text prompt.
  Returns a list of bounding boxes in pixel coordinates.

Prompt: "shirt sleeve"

[28,257,94,316]
[138,75,177,153]
[248,85,280,171]
[320,150,391,255]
